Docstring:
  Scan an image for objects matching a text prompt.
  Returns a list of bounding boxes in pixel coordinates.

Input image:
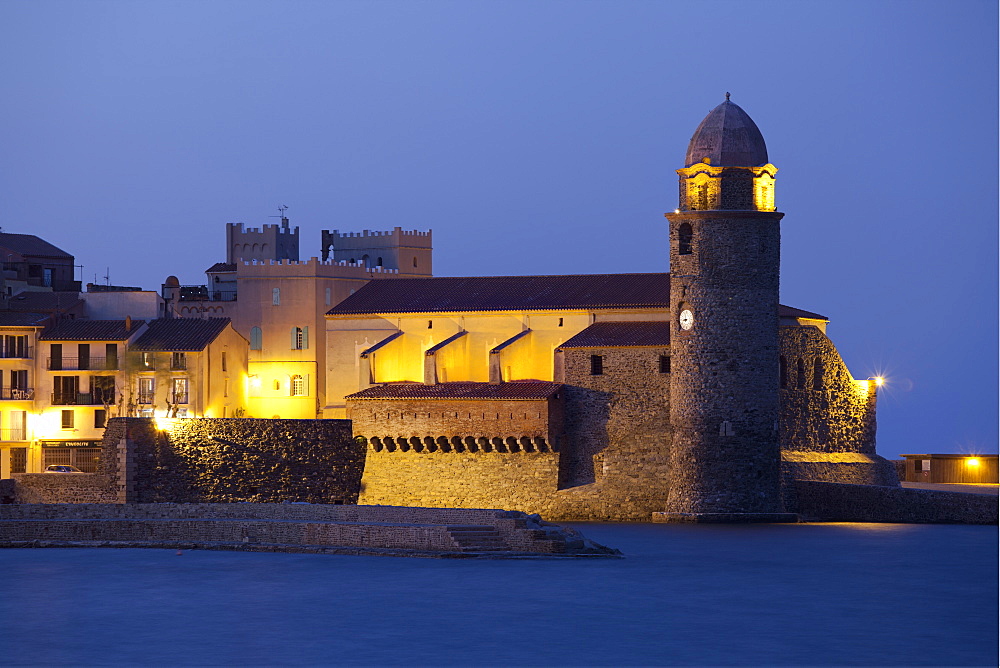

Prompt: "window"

[222,352,227,372]
[413,257,418,268]
[590,355,603,376]
[678,223,693,255]
[171,352,187,370]
[138,378,154,404]
[49,343,63,370]
[10,447,26,474]
[659,355,671,373]
[250,327,262,351]
[141,352,154,369]
[427,320,433,329]
[224,378,229,398]
[291,375,306,396]
[813,358,824,390]
[325,287,331,306]
[558,318,564,327]
[291,326,308,350]
[796,358,806,389]
[61,410,74,429]
[105,343,118,370]
[53,376,79,404]
[2,335,28,358]
[90,376,116,405]
[376,257,383,267]
[10,370,29,399]
[78,343,90,370]
[272,287,280,305]
[172,378,189,404]
[95,409,107,429]
[9,411,26,441]
[779,356,788,389]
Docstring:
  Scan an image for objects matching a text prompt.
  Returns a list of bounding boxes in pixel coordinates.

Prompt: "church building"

[323,97,898,521]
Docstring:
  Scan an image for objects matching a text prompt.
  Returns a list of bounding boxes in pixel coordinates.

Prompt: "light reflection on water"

[0,522,996,666]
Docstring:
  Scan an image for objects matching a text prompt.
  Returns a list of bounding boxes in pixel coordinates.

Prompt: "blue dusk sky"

[1,1,996,460]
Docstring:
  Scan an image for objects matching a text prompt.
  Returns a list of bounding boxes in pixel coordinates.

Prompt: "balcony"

[0,346,32,359]
[138,392,155,405]
[0,428,27,441]
[170,392,188,405]
[51,390,115,406]
[48,356,119,371]
[0,388,34,400]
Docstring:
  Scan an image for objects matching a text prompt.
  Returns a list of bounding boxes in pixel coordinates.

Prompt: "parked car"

[43,465,85,473]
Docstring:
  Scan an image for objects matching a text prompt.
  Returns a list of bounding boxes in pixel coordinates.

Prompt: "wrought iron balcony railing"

[47,356,119,371]
[51,390,115,406]
[0,388,34,400]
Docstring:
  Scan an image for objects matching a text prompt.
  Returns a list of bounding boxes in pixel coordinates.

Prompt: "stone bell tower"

[659,94,795,522]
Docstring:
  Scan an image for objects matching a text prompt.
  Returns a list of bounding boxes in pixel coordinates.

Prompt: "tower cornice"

[666,210,784,223]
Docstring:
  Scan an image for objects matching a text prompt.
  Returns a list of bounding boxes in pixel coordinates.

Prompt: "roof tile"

[39,319,145,341]
[559,321,670,348]
[347,381,563,401]
[130,318,232,351]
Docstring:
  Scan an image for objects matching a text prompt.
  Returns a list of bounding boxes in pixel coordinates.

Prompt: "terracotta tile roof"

[347,381,563,401]
[5,292,83,313]
[328,272,827,323]
[0,233,73,258]
[328,273,673,315]
[0,311,49,327]
[206,262,237,273]
[778,305,829,321]
[130,318,231,351]
[39,319,145,341]
[558,321,671,348]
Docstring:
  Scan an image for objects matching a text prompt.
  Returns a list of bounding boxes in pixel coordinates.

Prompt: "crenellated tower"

[661,95,795,521]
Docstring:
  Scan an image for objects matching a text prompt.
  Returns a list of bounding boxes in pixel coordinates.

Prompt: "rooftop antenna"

[103,267,110,286]
[270,205,290,228]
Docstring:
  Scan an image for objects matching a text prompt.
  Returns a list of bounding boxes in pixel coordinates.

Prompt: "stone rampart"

[116,418,362,504]
[779,326,879,455]
[0,504,621,557]
[794,480,998,524]
[349,397,561,450]
[9,474,118,504]
[9,418,364,505]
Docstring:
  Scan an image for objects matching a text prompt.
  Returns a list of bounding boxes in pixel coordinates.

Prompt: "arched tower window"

[678,223,693,255]
[250,327,262,350]
[779,356,788,388]
[796,358,806,389]
[376,257,383,267]
[272,288,280,305]
[813,358,824,390]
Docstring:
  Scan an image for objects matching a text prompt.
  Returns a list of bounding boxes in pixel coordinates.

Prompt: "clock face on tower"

[679,309,694,331]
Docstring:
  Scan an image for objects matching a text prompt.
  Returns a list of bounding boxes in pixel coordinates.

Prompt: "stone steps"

[446,525,511,552]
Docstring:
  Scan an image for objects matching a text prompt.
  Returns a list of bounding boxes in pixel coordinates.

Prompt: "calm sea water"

[1,522,996,666]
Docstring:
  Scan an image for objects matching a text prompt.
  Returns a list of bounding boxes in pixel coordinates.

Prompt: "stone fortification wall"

[0,504,619,556]
[10,418,363,505]
[561,346,671,488]
[358,346,672,521]
[8,475,118,504]
[114,418,362,504]
[779,326,877,454]
[349,396,561,451]
[794,481,998,525]
[778,326,897,488]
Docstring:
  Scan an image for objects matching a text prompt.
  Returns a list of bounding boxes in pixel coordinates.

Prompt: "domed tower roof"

[684,94,768,167]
